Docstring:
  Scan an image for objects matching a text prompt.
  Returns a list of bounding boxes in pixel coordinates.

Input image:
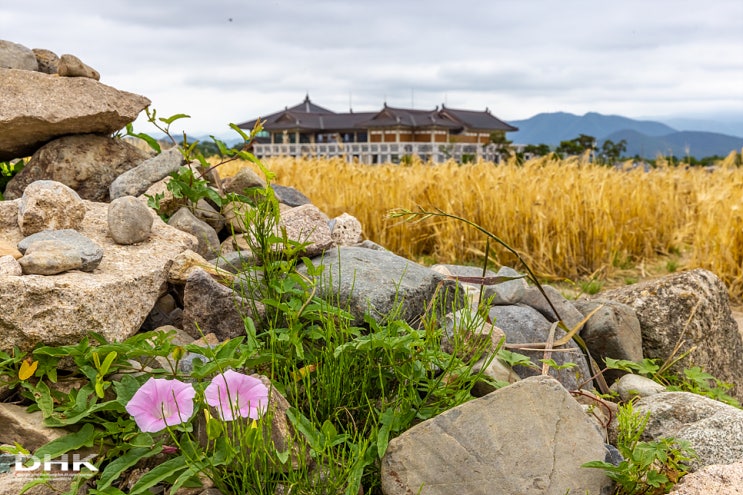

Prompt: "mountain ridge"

[508,112,743,159]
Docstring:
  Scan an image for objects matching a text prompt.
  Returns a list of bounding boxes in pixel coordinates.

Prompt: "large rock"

[601,269,743,402]
[574,299,644,385]
[182,268,263,341]
[168,207,221,259]
[108,147,183,199]
[669,460,743,494]
[0,198,196,352]
[488,304,593,391]
[0,40,38,71]
[635,391,743,471]
[0,403,66,451]
[32,48,59,74]
[18,229,104,272]
[0,68,150,161]
[4,134,151,201]
[302,246,464,327]
[17,180,86,236]
[381,376,612,495]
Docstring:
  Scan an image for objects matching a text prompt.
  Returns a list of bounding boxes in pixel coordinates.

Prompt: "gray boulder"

[489,304,592,391]
[635,391,743,470]
[381,376,612,495]
[519,284,585,330]
[168,207,221,260]
[574,299,644,385]
[302,246,464,327]
[182,268,263,341]
[0,40,37,71]
[601,269,743,402]
[18,229,103,272]
[109,147,183,199]
[431,264,527,306]
[273,184,311,207]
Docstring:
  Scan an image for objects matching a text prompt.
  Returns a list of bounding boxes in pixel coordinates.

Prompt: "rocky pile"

[4,39,743,495]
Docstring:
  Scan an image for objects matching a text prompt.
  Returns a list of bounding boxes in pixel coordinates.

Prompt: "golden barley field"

[217,152,743,301]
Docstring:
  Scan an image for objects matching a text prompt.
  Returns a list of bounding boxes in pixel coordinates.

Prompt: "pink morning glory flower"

[205,370,269,421]
[125,377,196,432]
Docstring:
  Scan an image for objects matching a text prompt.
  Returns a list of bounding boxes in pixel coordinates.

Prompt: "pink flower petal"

[126,377,195,432]
[205,371,269,421]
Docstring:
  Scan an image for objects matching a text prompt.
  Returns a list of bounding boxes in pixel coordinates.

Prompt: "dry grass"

[215,151,743,301]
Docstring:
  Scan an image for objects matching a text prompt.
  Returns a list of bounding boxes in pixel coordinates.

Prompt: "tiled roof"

[237,96,518,134]
[440,106,518,132]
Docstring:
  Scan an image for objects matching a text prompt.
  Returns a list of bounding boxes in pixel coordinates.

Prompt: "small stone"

[18,229,103,272]
[168,249,234,285]
[273,184,311,207]
[57,53,100,80]
[18,241,83,275]
[168,207,221,259]
[108,196,154,245]
[330,212,363,246]
[17,180,86,236]
[0,255,22,276]
[31,48,59,74]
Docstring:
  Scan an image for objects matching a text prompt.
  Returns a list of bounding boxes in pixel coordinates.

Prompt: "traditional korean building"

[237,95,518,163]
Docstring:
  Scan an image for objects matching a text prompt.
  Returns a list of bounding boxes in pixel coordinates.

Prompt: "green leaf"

[229,123,250,142]
[286,408,322,451]
[539,358,577,370]
[168,463,203,494]
[376,407,395,458]
[645,469,669,487]
[96,446,163,491]
[100,351,118,376]
[33,423,97,460]
[113,374,143,408]
[636,358,661,377]
[128,456,188,495]
[25,380,54,417]
[137,133,162,154]
[159,113,190,125]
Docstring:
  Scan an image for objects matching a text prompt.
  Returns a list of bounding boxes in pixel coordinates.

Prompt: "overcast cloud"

[2,0,742,136]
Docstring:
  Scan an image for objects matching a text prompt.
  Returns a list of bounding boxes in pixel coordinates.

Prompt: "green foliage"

[0,158,25,199]
[579,278,604,295]
[598,139,628,165]
[556,134,597,157]
[583,402,695,495]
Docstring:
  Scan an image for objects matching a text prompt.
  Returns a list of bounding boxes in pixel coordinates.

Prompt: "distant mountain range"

[509,112,743,159]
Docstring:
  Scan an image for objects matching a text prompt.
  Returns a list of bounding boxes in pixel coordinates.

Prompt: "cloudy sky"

[3,1,742,136]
